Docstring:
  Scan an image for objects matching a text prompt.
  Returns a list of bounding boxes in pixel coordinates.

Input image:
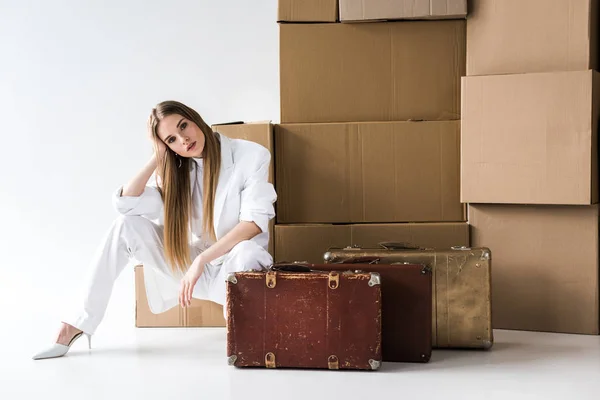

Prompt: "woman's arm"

[112,132,167,218]
[178,144,276,308]
[196,221,261,265]
[121,156,158,197]
[179,221,261,307]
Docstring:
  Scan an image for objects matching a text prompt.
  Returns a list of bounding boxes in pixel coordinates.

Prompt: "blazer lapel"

[212,133,234,236]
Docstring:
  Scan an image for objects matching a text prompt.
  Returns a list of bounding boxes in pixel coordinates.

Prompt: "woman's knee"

[226,240,272,270]
[112,215,160,241]
[229,240,263,258]
[114,215,152,230]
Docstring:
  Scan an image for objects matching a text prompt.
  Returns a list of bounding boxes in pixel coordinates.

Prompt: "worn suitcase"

[324,243,493,349]
[225,265,382,370]
[317,261,432,363]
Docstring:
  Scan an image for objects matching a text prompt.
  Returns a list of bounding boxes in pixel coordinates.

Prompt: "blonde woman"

[33,101,276,360]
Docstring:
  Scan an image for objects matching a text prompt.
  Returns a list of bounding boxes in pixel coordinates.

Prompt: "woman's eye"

[167,137,175,144]
[180,122,187,130]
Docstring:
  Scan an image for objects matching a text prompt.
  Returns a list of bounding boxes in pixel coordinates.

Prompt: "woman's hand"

[179,256,205,308]
[147,115,168,161]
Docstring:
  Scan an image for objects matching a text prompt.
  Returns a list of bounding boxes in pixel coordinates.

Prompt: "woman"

[32,101,276,360]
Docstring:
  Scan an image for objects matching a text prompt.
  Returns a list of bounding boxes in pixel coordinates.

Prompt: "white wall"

[0,0,279,336]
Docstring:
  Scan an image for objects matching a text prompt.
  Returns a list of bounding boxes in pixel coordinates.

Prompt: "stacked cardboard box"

[274,0,469,263]
[463,0,600,335]
[135,122,275,327]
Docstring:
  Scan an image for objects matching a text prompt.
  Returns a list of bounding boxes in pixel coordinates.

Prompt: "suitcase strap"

[268,263,341,289]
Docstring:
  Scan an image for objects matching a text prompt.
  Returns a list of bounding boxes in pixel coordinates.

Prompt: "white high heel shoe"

[32,331,92,360]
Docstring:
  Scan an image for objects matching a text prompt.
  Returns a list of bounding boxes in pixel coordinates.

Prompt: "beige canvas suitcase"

[324,243,493,349]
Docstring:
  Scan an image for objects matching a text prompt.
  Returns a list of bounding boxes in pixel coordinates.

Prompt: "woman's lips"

[187,142,196,151]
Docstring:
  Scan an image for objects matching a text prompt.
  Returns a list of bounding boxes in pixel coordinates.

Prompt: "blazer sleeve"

[112,174,164,220]
[238,148,277,233]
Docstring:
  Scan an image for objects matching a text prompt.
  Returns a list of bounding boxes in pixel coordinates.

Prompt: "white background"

[2,3,600,399]
[0,0,279,336]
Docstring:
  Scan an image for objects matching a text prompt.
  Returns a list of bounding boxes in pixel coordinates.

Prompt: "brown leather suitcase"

[225,264,382,370]
[317,260,433,363]
[323,243,493,350]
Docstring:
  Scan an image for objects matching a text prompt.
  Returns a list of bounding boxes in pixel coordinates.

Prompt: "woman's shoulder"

[228,137,271,162]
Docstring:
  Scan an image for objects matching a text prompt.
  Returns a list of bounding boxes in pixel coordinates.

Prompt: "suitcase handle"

[378,241,422,250]
[336,256,380,264]
[269,262,313,273]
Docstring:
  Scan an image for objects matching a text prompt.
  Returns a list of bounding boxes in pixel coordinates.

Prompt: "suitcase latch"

[328,272,339,289]
[265,352,276,368]
[266,271,276,288]
[328,355,339,369]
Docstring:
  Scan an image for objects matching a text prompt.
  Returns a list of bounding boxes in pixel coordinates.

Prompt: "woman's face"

[156,113,206,158]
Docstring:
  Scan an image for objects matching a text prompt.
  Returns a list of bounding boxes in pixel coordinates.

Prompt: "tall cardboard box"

[469,204,599,335]
[275,222,469,264]
[280,20,465,123]
[278,0,338,22]
[340,0,467,22]
[467,0,599,76]
[276,121,463,223]
[135,122,275,328]
[461,70,600,205]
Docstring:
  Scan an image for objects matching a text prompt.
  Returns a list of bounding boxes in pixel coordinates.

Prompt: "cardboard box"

[135,266,225,327]
[469,204,599,335]
[280,20,465,123]
[461,70,600,205]
[212,121,276,256]
[340,0,467,22]
[467,0,599,76]
[211,121,274,182]
[274,222,469,264]
[278,0,338,22]
[275,121,464,223]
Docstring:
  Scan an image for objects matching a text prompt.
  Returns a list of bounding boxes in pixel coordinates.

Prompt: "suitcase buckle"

[266,271,276,288]
[328,355,339,369]
[265,352,276,368]
[328,272,339,289]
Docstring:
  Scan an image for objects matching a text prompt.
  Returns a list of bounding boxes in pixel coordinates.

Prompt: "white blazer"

[111,133,277,312]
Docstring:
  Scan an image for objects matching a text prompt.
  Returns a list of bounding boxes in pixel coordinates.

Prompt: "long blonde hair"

[148,101,221,274]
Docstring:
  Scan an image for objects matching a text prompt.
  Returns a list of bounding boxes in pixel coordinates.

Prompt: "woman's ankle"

[56,323,82,345]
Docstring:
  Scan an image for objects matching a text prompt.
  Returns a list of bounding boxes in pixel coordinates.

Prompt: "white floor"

[4,324,600,400]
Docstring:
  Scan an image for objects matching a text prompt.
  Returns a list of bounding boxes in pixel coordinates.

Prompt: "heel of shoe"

[85,333,92,350]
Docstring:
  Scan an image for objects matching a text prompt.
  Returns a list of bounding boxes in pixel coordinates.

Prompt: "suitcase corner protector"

[368,273,381,287]
[368,359,381,370]
[227,355,237,366]
[226,273,238,284]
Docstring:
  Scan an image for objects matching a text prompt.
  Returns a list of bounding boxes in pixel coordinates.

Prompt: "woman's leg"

[62,215,196,335]
[33,215,209,359]
[204,240,273,316]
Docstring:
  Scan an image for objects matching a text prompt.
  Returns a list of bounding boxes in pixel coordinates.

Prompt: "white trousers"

[63,215,273,335]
